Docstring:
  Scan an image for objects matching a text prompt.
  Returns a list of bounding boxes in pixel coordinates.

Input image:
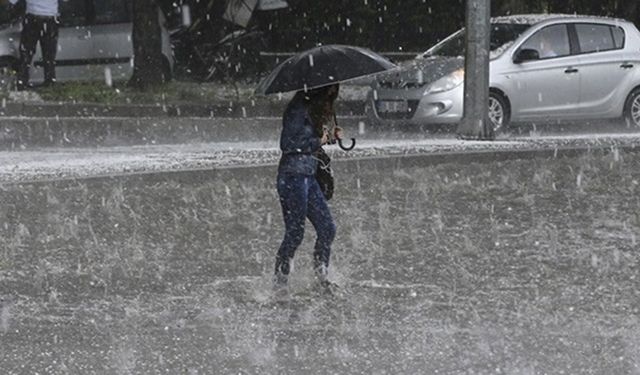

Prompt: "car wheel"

[488,92,510,134]
[624,88,640,128]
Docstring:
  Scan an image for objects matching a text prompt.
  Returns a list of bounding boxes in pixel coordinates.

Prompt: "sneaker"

[273,257,290,295]
[314,264,339,294]
[314,263,329,283]
[316,279,339,295]
[273,271,288,288]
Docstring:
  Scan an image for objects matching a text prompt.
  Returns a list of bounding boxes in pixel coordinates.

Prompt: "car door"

[507,24,581,119]
[88,0,134,82]
[571,23,633,117]
[32,0,93,82]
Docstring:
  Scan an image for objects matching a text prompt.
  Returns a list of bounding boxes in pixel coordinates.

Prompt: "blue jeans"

[276,173,336,274]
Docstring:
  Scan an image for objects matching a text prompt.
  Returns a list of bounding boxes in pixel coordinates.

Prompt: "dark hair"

[297,84,340,104]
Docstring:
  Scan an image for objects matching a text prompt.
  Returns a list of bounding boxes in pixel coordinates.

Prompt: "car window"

[575,23,624,53]
[59,0,90,27]
[94,0,132,25]
[520,24,571,59]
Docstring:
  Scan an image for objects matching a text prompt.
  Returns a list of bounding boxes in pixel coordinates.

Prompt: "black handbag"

[315,147,334,200]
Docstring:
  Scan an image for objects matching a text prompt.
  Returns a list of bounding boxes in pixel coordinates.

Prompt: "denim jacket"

[278,94,321,176]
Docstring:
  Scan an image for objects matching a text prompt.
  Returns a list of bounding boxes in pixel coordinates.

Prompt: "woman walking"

[274,84,342,291]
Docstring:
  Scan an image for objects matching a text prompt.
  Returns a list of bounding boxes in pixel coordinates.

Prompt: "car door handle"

[620,63,634,69]
[564,68,579,74]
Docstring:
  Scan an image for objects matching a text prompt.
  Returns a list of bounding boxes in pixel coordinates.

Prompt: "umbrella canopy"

[255,44,397,95]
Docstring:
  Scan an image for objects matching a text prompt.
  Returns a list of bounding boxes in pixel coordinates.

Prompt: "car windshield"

[423,23,531,59]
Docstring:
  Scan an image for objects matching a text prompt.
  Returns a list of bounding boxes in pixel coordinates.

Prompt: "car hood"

[374,56,465,89]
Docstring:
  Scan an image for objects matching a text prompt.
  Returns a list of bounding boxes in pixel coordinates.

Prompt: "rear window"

[575,23,625,53]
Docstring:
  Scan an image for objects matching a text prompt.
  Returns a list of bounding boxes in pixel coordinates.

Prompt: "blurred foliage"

[161,0,639,53]
[34,81,258,104]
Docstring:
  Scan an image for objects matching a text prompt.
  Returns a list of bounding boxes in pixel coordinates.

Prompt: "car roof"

[490,13,628,26]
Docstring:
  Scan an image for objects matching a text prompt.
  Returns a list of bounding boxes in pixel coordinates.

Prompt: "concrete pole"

[457,0,494,140]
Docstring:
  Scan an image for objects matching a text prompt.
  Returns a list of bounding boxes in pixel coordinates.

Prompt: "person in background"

[274,84,343,293]
[4,0,60,89]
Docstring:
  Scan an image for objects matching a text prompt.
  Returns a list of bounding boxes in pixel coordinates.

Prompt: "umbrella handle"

[331,110,355,150]
[338,138,356,151]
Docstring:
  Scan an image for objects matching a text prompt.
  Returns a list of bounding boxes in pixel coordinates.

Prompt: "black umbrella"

[256,45,397,150]
[255,44,397,95]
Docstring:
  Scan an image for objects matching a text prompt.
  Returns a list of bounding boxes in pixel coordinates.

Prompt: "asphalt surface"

[1,109,640,374]
[1,133,639,374]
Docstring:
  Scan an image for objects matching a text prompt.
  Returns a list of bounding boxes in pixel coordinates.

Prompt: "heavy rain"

[1,0,640,374]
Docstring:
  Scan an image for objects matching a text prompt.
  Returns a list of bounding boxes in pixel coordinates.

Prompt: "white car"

[366,14,640,132]
[0,0,174,84]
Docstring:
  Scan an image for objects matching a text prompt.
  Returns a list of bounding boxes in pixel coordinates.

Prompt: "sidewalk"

[1,133,639,184]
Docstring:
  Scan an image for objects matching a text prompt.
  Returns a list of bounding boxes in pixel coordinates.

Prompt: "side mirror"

[513,48,540,64]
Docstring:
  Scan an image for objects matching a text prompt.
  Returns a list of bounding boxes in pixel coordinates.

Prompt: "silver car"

[366,14,640,131]
[0,0,174,84]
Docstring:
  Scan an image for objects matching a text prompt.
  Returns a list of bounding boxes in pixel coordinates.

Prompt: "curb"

[5,141,638,186]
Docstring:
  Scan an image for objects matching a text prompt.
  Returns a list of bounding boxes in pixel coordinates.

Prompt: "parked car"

[365,14,640,132]
[0,0,174,84]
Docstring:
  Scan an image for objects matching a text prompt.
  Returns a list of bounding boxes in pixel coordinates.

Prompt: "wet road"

[1,135,640,373]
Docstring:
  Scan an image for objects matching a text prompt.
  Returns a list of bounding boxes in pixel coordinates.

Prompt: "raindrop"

[612,148,620,162]
[358,121,366,135]
[537,92,543,102]
[308,55,314,67]
[241,107,247,118]
[0,303,10,334]
[182,5,192,26]
[576,171,583,187]
[373,89,378,100]
[104,67,113,87]
[346,18,352,27]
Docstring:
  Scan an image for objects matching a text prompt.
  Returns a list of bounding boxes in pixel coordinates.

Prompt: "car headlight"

[424,68,464,95]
